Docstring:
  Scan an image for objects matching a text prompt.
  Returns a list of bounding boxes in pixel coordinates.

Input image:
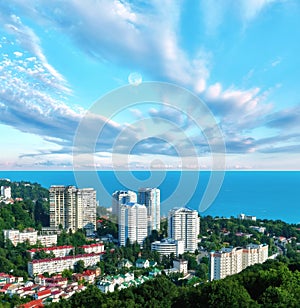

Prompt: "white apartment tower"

[118,203,147,246]
[78,188,97,229]
[112,190,137,216]
[49,185,96,232]
[138,188,160,234]
[168,207,200,253]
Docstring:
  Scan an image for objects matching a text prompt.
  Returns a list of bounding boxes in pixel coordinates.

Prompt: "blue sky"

[0,0,300,170]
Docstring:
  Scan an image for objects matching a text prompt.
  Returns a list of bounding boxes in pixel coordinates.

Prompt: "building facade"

[151,238,184,257]
[210,244,269,281]
[138,188,160,234]
[28,243,104,259]
[28,253,102,276]
[168,207,200,253]
[49,185,96,232]
[118,203,147,246]
[0,186,11,199]
[3,229,57,247]
[112,190,137,216]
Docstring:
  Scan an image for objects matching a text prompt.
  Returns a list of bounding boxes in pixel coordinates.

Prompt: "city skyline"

[0,1,300,170]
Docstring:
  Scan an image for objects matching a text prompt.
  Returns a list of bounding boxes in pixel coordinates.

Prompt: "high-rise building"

[112,190,137,216]
[168,207,200,253]
[78,188,97,229]
[49,185,96,232]
[210,244,269,281]
[118,202,147,246]
[137,188,160,234]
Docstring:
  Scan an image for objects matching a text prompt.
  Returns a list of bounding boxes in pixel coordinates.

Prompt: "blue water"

[0,171,299,224]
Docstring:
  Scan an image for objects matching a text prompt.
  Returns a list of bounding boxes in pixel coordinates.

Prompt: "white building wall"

[168,208,200,253]
[28,253,101,276]
[210,244,269,281]
[118,203,147,246]
[137,188,160,234]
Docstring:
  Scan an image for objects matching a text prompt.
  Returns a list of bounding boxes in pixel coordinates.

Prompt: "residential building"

[36,234,58,247]
[250,226,266,233]
[168,207,200,253]
[112,190,137,216]
[78,188,97,229]
[28,245,74,259]
[173,259,188,275]
[28,243,104,259]
[0,186,11,199]
[135,259,149,268]
[118,259,133,269]
[138,188,160,234]
[81,243,104,254]
[210,244,269,281]
[151,238,184,257]
[118,203,147,246]
[242,243,269,268]
[28,253,102,276]
[49,185,96,232]
[238,213,257,221]
[3,229,57,247]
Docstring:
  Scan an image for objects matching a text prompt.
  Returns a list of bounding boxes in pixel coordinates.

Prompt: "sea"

[0,171,299,224]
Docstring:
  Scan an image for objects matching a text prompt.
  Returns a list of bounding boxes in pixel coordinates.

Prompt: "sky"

[0,0,300,170]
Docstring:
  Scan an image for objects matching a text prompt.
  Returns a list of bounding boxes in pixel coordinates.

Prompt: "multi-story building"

[118,203,147,246]
[3,229,57,247]
[78,188,97,229]
[112,190,137,216]
[242,243,269,267]
[151,238,184,257]
[28,253,102,276]
[28,243,104,259]
[138,188,160,234]
[28,245,74,259]
[37,234,58,247]
[168,207,200,253]
[238,213,257,221]
[173,259,188,275]
[49,185,96,232]
[210,244,269,281]
[0,186,11,199]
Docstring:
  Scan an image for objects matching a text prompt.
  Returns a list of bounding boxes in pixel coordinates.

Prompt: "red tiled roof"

[30,252,103,264]
[1,283,12,290]
[20,299,44,308]
[28,245,73,253]
[37,289,51,297]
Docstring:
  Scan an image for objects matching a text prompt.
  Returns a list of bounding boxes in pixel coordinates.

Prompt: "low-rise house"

[250,226,266,233]
[0,273,16,284]
[118,259,133,269]
[149,268,162,277]
[135,258,149,268]
[98,281,115,293]
[20,299,44,308]
[173,259,188,275]
[34,289,51,300]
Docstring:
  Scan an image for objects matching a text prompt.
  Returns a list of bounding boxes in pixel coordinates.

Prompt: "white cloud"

[1,13,70,94]
[201,0,281,33]
[13,51,22,57]
[239,0,278,22]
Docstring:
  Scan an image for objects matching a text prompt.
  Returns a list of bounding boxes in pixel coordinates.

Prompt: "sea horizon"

[1,170,299,225]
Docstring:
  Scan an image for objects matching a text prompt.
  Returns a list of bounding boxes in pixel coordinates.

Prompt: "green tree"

[74,260,85,274]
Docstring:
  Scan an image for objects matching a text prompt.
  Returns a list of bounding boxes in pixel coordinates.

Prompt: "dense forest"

[0,180,50,229]
[47,259,300,307]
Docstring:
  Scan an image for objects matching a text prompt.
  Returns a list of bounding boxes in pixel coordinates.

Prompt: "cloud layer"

[0,0,299,169]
